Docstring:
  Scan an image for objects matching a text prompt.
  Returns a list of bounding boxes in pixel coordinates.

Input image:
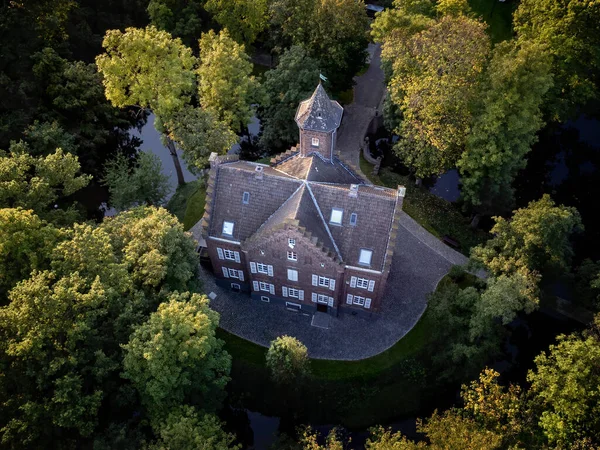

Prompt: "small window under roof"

[350,213,357,226]
[330,208,343,225]
[242,192,250,204]
[359,249,372,266]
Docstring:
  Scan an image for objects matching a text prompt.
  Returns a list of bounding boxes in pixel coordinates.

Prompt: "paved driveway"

[201,212,460,360]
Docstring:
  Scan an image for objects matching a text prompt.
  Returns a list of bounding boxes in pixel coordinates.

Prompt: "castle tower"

[294,83,343,162]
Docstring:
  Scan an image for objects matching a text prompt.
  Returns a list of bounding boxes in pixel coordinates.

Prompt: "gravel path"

[202,218,455,360]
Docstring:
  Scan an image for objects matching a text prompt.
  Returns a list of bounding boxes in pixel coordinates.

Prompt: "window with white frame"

[287,269,298,281]
[311,137,319,147]
[287,251,297,261]
[353,295,366,306]
[228,268,239,279]
[257,263,269,274]
[356,277,369,289]
[330,208,343,225]
[222,221,234,236]
[260,296,270,302]
[288,287,300,298]
[288,238,296,248]
[350,212,358,226]
[316,294,330,304]
[359,249,373,266]
[318,276,330,288]
[242,192,250,204]
[259,281,272,292]
[223,249,237,261]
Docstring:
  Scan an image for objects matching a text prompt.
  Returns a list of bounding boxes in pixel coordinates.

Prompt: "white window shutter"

[250,262,257,273]
[238,270,244,282]
[312,274,318,286]
[268,265,274,277]
[350,276,357,288]
[328,297,333,307]
[346,294,353,304]
[329,279,336,291]
[368,280,375,292]
[365,298,372,309]
[269,284,275,295]
[234,251,241,263]
[282,286,288,297]
[311,292,317,303]
[253,281,259,291]
[299,290,304,300]
[222,267,229,278]
[217,247,224,260]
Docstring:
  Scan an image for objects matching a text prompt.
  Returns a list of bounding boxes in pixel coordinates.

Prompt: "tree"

[527,322,600,447]
[205,0,268,45]
[103,152,171,211]
[197,30,258,133]
[435,0,470,17]
[96,26,196,185]
[258,46,321,152]
[146,406,239,450]
[270,0,370,91]
[470,195,583,288]
[458,40,553,214]
[22,121,77,156]
[147,0,206,47]
[513,0,600,121]
[166,105,237,173]
[0,143,91,223]
[265,335,310,384]
[122,292,231,417]
[387,16,490,177]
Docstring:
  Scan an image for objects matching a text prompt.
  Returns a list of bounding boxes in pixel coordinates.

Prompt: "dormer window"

[288,238,296,248]
[350,213,357,226]
[330,208,343,225]
[359,249,372,266]
[222,221,234,236]
[311,137,320,147]
[242,192,250,204]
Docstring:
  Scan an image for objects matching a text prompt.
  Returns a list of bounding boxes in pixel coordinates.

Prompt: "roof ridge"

[251,183,305,238]
[305,182,343,261]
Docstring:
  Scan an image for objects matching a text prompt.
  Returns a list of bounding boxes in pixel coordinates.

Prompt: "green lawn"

[469,0,516,43]
[360,154,487,255]
[166,178,207,231]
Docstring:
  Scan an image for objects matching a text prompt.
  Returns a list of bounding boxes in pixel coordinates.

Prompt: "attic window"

[288,238,296,248]
[311,137,320,147]
[222,221,234,236]
[330,208,343,225]
[350,213,357,226]
[359,249,372,266]
[242,192,250,204]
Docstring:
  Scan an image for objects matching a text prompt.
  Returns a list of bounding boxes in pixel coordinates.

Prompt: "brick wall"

[299,129,333,160]
[207,238,248,284]
[341,267,387,312]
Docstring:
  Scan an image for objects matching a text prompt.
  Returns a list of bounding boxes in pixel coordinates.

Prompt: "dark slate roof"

[308,183,398,271]
[273,152,364,184]
[208,162,301,241]
[295,83,343,132]
[203,160,402,272]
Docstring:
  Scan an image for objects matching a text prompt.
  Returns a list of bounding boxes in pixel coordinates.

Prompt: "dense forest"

[1,0,599,448]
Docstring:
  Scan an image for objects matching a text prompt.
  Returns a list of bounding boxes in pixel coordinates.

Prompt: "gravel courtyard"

[200,211,466,360]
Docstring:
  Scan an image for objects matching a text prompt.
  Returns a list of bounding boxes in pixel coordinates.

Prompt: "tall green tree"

[527,318,600,447]
[147,0,207,47]
[103,152,171,211]
[513,0,600,121]
[266,335,310,384]
[258,46,320,152]
[471,194,583,290]
[458,40,554,214]
[96,26,196,185]
[270,0,370,91]
[205,0,268,45]
[197,29,259,133]
[386,15,490,177]
[122,292,231,417]
[0,143,91,223]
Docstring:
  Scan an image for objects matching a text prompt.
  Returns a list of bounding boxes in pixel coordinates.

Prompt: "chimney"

[255,165,264,180]
[397,186,406,197]
[209,152,220,169]
[349,184,359,198]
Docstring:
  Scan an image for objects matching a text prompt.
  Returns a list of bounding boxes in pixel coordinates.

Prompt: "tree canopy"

[205,0,268,45]
[266,335,310,384]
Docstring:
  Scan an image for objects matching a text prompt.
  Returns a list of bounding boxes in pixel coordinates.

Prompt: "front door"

[316,303,328,313]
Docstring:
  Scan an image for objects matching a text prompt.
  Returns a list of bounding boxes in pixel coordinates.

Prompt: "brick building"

[197,84,405,316]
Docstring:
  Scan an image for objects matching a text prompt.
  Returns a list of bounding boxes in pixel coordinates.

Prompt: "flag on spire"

[319,73,327,82]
